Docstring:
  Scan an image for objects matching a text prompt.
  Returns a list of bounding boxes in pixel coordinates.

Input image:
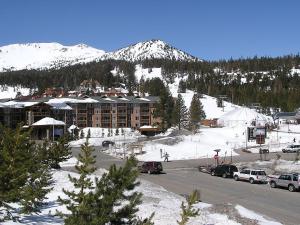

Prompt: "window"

[293,174,298,181]
[136,117,139,120]
[241,170,250,174]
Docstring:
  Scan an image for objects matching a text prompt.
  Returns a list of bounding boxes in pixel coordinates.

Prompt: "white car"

[282,144,300,153]
[233,169,267,184]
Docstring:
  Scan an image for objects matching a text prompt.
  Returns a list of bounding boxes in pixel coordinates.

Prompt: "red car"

[138,161,163,174]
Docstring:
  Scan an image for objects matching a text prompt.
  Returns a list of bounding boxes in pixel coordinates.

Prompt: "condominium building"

[0,96,160,130]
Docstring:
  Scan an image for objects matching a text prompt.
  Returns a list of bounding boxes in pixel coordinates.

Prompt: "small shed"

[31,117,65,140]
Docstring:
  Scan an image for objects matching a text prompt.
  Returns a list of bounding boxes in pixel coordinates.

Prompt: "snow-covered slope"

[102,39,199,62]
[0,40,199,72]
[135,64,238,119]
[0,43,105,72]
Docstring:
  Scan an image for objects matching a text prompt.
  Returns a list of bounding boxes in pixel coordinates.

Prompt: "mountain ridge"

[0,40,200,72]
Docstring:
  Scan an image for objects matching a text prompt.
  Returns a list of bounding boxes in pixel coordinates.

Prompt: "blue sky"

[1,0,299,60]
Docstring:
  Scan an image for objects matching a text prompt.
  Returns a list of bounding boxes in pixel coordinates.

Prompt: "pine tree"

[154,84,174,131]
[172,94,189,130]
[57,137,96,225]
[0,125,53,220]
[58,143,154,225]
[115,128,119,136]
[80,130,84,139]
[87,129,91,139]
[46,137,72,169]
[178,80,186,93]
[90,156,150,225]
[177,190,200,225]
[189,93,206,132]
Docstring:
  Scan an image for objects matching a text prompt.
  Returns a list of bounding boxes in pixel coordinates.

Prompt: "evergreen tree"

[154,83,174,131]
[57,137,96,225]
[172,94,189,130]
[115,128,119,136]
[46,137,72,169]
[87,129,91,138]
[189,94,206,131]
[91,157,144,224]
[177,190,200,225]
[58,143,154,225]
[80,130,84,139]
[0,125,53,220]
[178,80,186,93]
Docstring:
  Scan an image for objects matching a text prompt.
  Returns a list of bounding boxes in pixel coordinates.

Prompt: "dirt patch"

[207,203,259,225]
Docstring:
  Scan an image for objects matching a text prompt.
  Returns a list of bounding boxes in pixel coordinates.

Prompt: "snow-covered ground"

[0,85,31,99]
[69,122,300,162]
[3,162,282,225]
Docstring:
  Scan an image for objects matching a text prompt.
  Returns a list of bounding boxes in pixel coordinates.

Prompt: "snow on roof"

[69,124,79,130]
[140,125,157,129]
[46,102,72,110]
[137,97,150,101]
[31,117,65,126]
[47,97,98,104]
[1,101,39,108]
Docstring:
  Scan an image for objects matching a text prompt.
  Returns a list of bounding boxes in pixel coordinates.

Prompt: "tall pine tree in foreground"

[57,138,96,225]
[58,138,153,225]
[0,125,52,221]
[172,94,189,130]
[189,93,206,132]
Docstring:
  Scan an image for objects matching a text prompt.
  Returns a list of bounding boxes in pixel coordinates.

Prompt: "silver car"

[269,173,300,192]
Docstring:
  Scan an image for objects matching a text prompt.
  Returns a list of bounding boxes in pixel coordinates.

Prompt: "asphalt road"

[71,147,300,225]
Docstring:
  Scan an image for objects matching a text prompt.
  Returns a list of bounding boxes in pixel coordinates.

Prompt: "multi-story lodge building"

[0,96,160,130]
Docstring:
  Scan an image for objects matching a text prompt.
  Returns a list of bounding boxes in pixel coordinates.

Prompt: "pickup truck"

[233,168,267,184]
[268,173,300,192]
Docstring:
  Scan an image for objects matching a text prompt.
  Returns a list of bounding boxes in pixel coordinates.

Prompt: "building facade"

[0,96,160,130]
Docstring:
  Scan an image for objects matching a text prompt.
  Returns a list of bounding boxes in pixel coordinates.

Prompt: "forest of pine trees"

[1,54,300,111]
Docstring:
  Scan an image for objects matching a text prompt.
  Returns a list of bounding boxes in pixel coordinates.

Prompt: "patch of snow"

[0,85,31,99]
[235,205,282,225]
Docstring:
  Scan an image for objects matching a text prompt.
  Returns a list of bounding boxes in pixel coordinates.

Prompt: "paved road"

[71,147,300,225]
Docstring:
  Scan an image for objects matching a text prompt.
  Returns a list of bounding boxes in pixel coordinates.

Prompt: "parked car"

[233,169,267,184]
[282,144,300,153]
[102,140,115,148]
[268,173,300,192]
[210,164,238,178]
[138,161,163,174]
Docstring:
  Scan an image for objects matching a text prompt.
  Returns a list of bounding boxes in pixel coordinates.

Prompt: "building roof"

[31,117,65,126]
[0,96,160,109]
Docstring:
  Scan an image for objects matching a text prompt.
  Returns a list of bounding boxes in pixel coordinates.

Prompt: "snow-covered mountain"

[0,40,199,72]
[0,43,105,72]
[102,39,199,62]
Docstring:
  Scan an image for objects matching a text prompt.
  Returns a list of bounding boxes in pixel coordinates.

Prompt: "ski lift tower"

[217,95,228,112]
